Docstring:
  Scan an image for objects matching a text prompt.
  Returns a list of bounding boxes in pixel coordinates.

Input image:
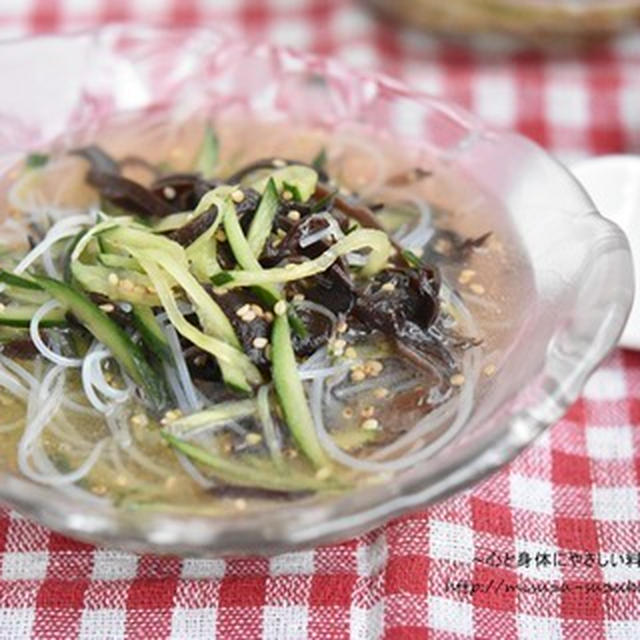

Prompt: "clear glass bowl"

[0,26,632,555]
[369,0,640,42]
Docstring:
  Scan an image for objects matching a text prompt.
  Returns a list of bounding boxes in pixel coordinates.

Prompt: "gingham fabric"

[0,2,639,639]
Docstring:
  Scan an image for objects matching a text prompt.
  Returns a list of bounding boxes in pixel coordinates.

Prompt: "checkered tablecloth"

[1,2,640,639]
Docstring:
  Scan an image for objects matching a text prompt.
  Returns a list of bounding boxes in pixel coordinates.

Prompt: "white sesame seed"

[469,283,485,295]
[336,321,348,334]
[99,303,115,313]
[342,407,354,419]
[243,311,257,322]
[234,498,247,511]
[458,269,476,285]
[361,418,380,431]
[272,158,286,168]
[315,467,332,480]
[245,433,263,445]
[373,387,389,399]
[287,210,301,221]
[215,229,227,242]
[274,300,287,316]
[450,374,465,386]
[236,304,251,317]
[483,364,496,377]
[252,336,268,349]
[231,189,245,203]
[381,282,396,292]
[361,405,375,419]
[345,347,357,359]
[130,413,148,428]
[334,339,346,350]
[351,369,366,382]
[163,186,176,200]
[282,190,293,201]
[108,273,119,286]
[292,293,305,302]
[0,303,5,312]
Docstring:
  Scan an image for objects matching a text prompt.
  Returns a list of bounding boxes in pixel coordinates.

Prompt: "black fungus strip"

[0,339,39,359]
[87,170,176,217]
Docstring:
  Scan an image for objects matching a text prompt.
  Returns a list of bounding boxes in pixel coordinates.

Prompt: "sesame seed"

[119,279,134,292]
[130,413,148,428]
[381,282,396,292]
[165,476,177,490]
[115,475,128,487]
[231,189,245,203]
[236,304,251,317]
[334,339,346,350]
[0,303,6,312]
[345,347,357,359]
[245,433,263,445]
[410,247,424,258]
[285,448,299,459]
[361,418,380,431]
[161,409,183,425]
[336,321,348,334]
[108,273,119,286]
[272,158,286,168]
[288,209,301,221]
[215,229,227,242]
[91,484,108,496]
[163,186,176,200]
[212,287,227,295]
[234,498,247,511]
[272,238,283,248]
[450,373,465,386]
[483,364,496,377]
[315,467,332,480]
[458,269,476,285]
[282,190,293,201]
[264,312,274,323]
[274,300,287,316]
[292,293,305,302]
[365,360,383,376]
[252,336,268,349]
[276,228,287,238]
[361,405,375,418]
[373,387,389,399]
[351,369,366,383]
[342,407,354,419]
[284,263,296,270]
[470,283,485,295]
[243,311,257,322]
[250,304,264,316]
[194,355,207,367]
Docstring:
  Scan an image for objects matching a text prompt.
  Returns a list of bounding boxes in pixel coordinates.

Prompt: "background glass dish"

[369,0,640,43]
[0,26,632,555]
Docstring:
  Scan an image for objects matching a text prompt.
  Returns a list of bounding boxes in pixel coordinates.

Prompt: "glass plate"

[0,26,632,555]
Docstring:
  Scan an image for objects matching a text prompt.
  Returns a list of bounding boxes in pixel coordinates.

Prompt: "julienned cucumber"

[161,432,333,492]
[0,304,67,328]
[131,305,172,363]
[271,313,330,470]
[34,276,168,411]
[246,177,279,257]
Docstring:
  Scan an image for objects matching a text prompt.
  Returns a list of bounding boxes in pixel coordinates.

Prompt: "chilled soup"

[0,118,519,514]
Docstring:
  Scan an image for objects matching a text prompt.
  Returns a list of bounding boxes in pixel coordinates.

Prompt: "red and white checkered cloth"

[1,2,640,638]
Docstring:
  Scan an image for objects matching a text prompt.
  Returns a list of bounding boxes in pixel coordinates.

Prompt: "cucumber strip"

[71,217,134,263]
[72,263,159,306]
[64,230,85,283]
[251,165,318,202]
[212,228,392,288]
[221,202,307,337]
[103,226,186,264]
[0,304,66,328]
[165,399,257,435]
[133,255,261,392]
[34,276,167,410]
[133,246,239,347]
[162,433,333,492]
[246,177,279,257]
[131,305,172,363]
[98,254,142,271]
[271,313,330,470]
[194,123,219,178]
[0,270,42,290]
[184,186,234,279]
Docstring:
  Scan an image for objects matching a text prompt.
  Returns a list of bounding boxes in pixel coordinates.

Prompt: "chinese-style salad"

[0,126,483,511]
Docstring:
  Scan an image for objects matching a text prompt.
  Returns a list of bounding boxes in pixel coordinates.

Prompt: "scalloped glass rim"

[0,26,632,555]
